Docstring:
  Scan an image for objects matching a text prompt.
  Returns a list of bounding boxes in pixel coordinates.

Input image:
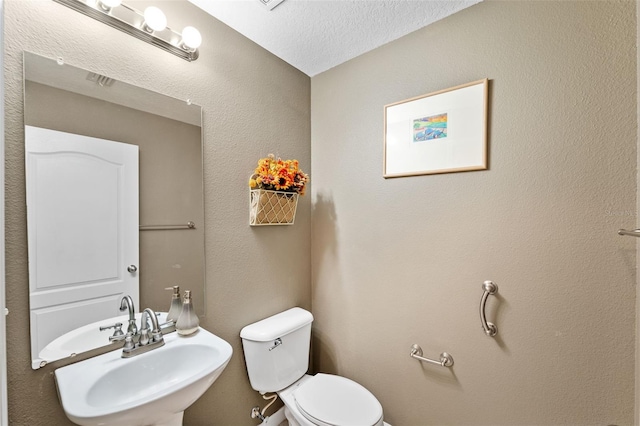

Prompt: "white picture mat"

[384,80,487,177]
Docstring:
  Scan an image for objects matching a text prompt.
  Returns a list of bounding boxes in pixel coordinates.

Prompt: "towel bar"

[409,344,453,367]
[618,229,640,237]
[139,221,196,231]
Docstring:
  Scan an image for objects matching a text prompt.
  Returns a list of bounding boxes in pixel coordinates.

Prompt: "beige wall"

[4,0,638,425]
[25,81,206,317]
[5,1,310,425]
[311,1,637,425]
[637,1,640,423]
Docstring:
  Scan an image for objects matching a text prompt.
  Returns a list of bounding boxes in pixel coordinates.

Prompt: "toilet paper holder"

[409,344,454,367]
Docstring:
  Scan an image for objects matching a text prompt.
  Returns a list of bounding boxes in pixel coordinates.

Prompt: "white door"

[25,126,139,368]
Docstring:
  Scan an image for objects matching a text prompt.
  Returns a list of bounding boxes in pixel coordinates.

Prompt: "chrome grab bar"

[479,280,498,337]
[409,344,453,367]
[618,228,640,237]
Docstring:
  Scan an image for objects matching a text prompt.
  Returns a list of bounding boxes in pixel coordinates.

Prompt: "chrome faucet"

[119,295,137,335]
[109,301,170,358]
[139,308,163,345]
[116,308,165,358]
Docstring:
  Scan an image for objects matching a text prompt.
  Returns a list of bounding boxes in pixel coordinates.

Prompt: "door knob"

[127,265,138,273]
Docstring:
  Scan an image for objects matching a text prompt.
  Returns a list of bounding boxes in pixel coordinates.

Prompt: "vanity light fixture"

[96,0,121,12]
[52,0,201,62]
[181,26,202,51]
[142,6,167,33]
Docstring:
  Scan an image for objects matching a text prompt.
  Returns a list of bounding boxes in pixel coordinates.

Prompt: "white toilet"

[240,307,387,426]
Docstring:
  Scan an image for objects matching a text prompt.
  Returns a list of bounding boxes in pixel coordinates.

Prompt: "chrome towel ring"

[479,280,498,337]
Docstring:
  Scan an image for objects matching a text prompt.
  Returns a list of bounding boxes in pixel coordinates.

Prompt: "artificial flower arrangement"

[248,155,309,226]
[249,154,309,196]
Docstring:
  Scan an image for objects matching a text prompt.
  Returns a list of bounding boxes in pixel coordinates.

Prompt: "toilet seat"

[293,373,383,426]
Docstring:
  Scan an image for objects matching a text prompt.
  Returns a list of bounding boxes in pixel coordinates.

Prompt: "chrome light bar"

[52,0,201,62]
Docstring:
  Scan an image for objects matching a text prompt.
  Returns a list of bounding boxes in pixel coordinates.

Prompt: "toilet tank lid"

[240,307,313,342]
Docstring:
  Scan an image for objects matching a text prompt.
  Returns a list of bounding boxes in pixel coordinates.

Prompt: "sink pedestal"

[154,412,183,426]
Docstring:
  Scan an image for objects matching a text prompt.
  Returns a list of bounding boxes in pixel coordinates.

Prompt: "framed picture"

[383,79,488,178]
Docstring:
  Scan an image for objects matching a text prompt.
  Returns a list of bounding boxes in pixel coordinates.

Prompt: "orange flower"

[249,155,308,195]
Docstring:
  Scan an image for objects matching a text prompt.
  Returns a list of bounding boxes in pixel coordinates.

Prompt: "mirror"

[24,52,205,368]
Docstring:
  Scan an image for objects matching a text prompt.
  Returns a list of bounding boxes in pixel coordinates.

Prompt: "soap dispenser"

[176,290,199,336]
[165,285,182,323]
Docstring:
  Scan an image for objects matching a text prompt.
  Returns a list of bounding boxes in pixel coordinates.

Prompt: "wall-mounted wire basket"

[250,189,299,226]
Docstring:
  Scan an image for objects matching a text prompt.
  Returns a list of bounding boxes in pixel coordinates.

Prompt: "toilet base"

[258,406,288,425]
[283,406,302,426]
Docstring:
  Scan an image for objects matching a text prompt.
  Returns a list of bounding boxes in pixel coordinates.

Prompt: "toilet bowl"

[278,374,384,426]
[240,307,388,426]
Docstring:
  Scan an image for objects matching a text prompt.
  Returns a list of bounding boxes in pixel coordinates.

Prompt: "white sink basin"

[54,327,232,426]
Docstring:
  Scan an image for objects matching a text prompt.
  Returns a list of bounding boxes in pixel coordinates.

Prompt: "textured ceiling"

[188,0,482,76]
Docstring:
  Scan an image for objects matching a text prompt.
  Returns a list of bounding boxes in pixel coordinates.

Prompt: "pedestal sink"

[54,326,232,426]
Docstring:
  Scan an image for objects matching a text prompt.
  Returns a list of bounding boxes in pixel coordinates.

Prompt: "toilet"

[240,307,387,426]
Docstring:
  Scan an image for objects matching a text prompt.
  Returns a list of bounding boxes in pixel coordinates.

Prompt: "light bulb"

[98,0,121,11]
[143,6,167,32]
[181,26,202,51]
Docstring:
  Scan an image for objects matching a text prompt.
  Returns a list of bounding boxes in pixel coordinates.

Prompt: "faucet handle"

[100,322,124,337]
[151,329,164,343]
[109,330,133,343]
[122,333,136,351]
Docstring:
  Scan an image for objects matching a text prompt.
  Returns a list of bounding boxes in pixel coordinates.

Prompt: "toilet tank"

[240,307,313,393]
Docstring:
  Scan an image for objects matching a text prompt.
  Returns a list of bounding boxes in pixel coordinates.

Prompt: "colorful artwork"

[413,113,448,142]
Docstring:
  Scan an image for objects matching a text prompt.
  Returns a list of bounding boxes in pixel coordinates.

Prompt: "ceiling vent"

[258,0,285,11]
[86,72,115,88]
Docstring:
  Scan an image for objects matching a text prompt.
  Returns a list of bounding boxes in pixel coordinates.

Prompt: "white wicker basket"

[249,189,299,226]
